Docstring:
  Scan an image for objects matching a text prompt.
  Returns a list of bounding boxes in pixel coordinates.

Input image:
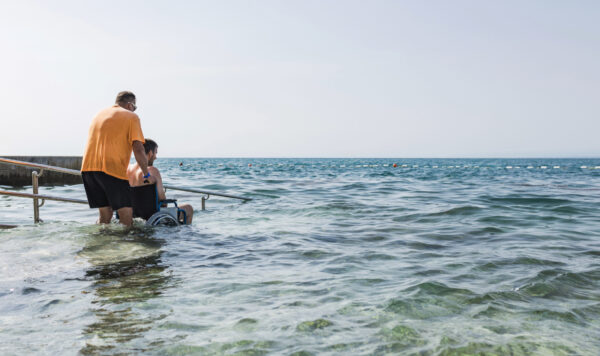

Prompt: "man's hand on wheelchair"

[143,173,157,185]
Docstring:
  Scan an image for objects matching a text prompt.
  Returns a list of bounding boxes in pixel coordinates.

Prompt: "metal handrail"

[0,156,252,223]
[0,157,252,201]
[0,157,81,176]
[0,190,88,204]
[163,185,251,201]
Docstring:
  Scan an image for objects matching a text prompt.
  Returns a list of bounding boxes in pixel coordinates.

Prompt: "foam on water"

[1,158,600,355]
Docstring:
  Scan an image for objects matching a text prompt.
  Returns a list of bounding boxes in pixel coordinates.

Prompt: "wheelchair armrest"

[160,199,178,205]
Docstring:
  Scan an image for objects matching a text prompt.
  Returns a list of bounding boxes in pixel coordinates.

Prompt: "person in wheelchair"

[127,139,194,225]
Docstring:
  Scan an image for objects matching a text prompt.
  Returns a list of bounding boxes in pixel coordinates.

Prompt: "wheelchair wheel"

[146,212,180,226]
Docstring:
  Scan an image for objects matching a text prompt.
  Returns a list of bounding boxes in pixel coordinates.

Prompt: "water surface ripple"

[1,158,599,355]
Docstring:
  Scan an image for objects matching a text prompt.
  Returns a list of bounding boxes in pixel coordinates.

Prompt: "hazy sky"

[0,1,598,157]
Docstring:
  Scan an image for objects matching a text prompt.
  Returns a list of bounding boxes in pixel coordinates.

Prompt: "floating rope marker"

[581,166,588,169]
[541,166,547,169]
[527,166,533,169]
[553,166,560,169]
[393,163,398,168]
[413,165,419,168]
[595,166,600,169]
[506,166,513,169]
[432,165,438,168]
[383,164,389,167]
[248,164,252,167]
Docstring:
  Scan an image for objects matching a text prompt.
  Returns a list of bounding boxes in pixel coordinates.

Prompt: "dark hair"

[143,139,158,154]
[115,91,136,104]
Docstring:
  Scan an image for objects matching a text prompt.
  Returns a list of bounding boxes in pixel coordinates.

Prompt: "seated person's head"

[144,139,158,166]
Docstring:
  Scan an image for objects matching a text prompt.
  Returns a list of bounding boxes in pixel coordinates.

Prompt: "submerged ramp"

[0,156,83,186]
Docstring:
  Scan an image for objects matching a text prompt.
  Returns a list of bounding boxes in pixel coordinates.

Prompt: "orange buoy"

[393,163,397,168]
[248,163,252,167]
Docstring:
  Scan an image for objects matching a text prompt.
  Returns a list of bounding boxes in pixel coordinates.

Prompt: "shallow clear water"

[1,158,600,355]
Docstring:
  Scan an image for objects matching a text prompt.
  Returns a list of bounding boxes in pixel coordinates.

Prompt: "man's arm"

[132,141,156,184]
[150,167,167,201]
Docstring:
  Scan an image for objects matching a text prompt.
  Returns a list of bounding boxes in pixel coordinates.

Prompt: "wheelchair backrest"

[130,183,159,220]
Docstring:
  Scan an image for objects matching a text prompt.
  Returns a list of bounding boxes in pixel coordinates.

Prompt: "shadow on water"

[77,226,174,355]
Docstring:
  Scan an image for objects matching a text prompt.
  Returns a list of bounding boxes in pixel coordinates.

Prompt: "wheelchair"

[130,183,188,226]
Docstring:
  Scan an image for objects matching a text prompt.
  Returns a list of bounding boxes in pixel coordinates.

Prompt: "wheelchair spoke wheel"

[146,212,180,226]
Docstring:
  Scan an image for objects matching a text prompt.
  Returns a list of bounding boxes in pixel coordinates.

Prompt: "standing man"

[81,91,155,226]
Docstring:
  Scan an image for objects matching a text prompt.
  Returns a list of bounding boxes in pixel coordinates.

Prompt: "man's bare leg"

[179,204,194,224]
[98,207,113,224]
[117,207,133,226]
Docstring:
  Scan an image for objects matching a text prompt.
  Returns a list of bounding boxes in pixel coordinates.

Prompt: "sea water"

[1,158,599,355]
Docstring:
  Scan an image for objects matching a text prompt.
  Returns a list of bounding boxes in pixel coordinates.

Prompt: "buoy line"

[178,163,600,170]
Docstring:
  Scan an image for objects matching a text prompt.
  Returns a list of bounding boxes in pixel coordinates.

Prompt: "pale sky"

[0,1,598,158]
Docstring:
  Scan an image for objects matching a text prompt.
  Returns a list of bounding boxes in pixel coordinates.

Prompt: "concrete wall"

[0,156,83,186]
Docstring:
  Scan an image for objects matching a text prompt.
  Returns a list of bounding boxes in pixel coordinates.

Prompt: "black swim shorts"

[82,171,132,210]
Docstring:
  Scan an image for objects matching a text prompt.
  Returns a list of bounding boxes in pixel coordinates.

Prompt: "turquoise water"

[1,158,600,355]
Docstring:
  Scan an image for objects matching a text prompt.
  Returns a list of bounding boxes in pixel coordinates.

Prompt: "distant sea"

[1,158,599,355]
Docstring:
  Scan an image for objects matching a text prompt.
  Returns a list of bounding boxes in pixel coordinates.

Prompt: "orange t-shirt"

[81,105,145,180]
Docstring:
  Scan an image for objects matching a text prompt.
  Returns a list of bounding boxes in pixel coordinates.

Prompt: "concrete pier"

[0,156,83,186]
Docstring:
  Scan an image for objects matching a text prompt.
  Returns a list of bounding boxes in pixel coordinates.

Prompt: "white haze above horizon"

[0,0,598,158]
